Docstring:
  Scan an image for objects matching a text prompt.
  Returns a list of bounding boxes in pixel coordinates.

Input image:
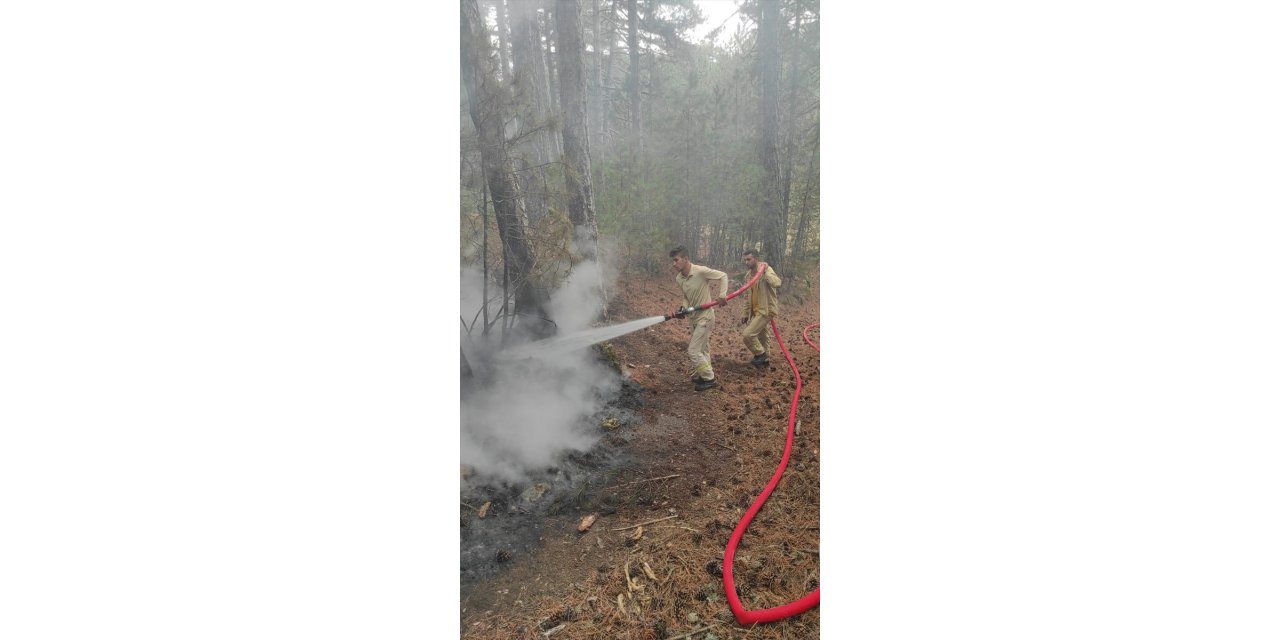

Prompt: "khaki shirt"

[743,265,783,318]
[676,264,728,325]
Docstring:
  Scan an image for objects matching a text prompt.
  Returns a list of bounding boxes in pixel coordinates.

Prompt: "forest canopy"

[461,0,819,332]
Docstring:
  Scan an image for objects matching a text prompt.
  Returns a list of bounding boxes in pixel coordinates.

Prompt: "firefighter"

[739,250,783,367]
[669,245,728,391]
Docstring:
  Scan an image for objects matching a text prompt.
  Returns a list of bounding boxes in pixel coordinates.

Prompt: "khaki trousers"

[688,317,715,381]
[742,313,772,356]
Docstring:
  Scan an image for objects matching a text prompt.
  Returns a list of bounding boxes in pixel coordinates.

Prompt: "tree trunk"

[555,0,607,315]
[589,0,609,207]
[554,0,599,248]
[511,0,555,145]
[493,0,513,84]
[461,347,474,378]
[626,0,640,139]
[600,0,621,144]
[510,0,555,223]
[481,181,490,336]
[625,0,643,221]
[781,0,802,257]
[757,0,785,274]
[541,1,564,161]
[643,0,660,135]
[684,129,695,251]
[462,0,545,320]
[590,0,604,149]
[502,245,511,339]
[542,1,561,121]
[793,123,819,260]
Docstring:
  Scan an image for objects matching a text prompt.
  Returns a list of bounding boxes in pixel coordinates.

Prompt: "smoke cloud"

[460,260,619,482]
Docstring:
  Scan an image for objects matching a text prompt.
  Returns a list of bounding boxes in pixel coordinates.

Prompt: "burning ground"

[461,272,821,640]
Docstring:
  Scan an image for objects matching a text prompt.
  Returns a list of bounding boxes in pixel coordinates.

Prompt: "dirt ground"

[461,270,821,640]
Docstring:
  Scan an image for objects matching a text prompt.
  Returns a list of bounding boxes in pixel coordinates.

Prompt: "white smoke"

[460,259,619,482]
[548,258,611,334]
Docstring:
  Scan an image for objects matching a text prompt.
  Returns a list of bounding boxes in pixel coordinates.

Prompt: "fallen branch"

[663,625,712,640]
[657,525,701,533]
[610,514,679,531]
[714,442,737,453]
[603,474,682,491]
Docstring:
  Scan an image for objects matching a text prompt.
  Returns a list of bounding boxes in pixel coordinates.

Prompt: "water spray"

[497,265,769,361]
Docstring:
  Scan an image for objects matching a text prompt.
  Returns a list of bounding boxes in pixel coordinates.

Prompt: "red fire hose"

[664,264,766,320]
[666,264,821,624]
[721,316,820,624]
[803,322,820,353]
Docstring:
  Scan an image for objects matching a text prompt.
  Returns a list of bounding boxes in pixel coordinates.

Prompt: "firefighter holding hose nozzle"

[669,245,728,392]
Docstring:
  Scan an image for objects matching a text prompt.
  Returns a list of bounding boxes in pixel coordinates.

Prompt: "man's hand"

[757,261,768,273]
[715,296,728,307]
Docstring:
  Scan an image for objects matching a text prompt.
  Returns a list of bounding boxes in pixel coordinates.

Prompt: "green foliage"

[594,341,622,372]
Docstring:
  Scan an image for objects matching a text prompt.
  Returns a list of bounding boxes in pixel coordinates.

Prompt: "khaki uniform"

[741,266,783,356]
[676,264,728,381]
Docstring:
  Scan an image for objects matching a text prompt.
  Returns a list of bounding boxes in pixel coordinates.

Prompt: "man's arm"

[764,265,782,288]
[705,266,729,305]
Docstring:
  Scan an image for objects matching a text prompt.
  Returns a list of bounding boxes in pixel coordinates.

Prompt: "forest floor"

[460,270,821,640]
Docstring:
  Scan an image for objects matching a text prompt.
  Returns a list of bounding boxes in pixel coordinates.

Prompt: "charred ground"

[461,272,821,640]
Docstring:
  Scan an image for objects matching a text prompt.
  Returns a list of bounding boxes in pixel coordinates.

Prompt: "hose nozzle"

[664,306,696,321]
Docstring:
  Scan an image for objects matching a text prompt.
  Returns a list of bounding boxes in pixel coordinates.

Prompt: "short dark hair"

[669,245,689,259]
[742,249,760,258]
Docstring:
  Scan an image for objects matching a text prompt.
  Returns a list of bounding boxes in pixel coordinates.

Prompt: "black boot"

[750,352,769,367]
[694,378,720,392]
